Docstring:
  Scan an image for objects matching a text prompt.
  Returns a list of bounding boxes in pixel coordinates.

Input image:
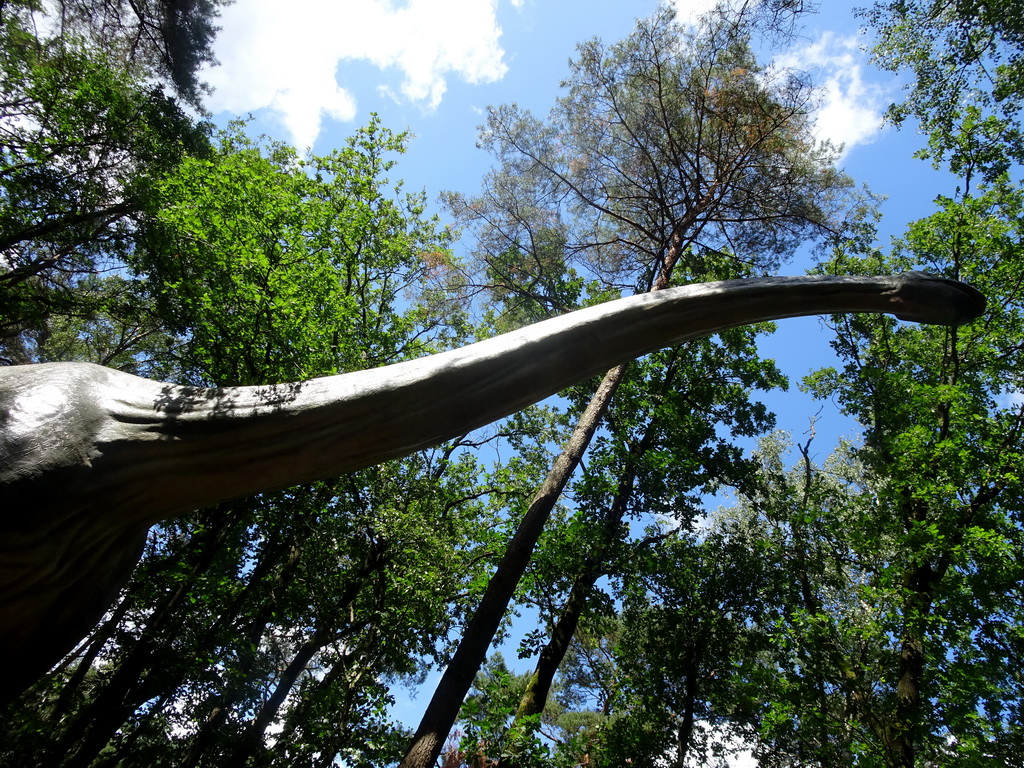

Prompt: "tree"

[800,192,1023,765]
[863,0,1024,180]
[0,1,210,366]
[0,121,493,768]
[601,528,770,768]
[142,117,460,386]
[707,3,1024,761]
[48,0,230,107]
[402,4,854,765]
[727,254,1024,762]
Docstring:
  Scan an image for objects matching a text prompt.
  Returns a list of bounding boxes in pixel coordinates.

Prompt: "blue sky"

[199,0,954,750]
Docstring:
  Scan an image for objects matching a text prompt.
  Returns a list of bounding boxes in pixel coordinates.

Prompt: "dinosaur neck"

[0,271,984,698]
[69,272,982,529]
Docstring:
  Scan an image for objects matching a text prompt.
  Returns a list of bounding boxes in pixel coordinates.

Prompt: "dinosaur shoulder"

[0,362,113,486]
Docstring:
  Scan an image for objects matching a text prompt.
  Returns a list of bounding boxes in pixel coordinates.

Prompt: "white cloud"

[667,9,891,158]
[668,0,721,26]
[774,31,894,157]
[204,0,510,150]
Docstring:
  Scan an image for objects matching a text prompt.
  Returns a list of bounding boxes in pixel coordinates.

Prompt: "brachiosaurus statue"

[0,273,984,700]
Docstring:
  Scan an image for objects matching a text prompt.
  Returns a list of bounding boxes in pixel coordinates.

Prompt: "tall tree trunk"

[49,505,243,768]
[509,351,677,736]
[224,640,323,768]
[178,532,307,768]
[675,662,700,768]
[398,366,627,768]
[400,231,688,768]
[893,553,936,768]
[513,565,602,725]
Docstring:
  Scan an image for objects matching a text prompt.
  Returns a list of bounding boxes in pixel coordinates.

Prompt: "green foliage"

[718,176,1024,765]
[0,31,487,762]
[481,232,589,333]
[0,5,209,365]
[44,0,231,107]
[589,530,768,768]
[143,117,457,385]
[864,0,1024,179]
[7,1,1024,766]
[453,655,554,768]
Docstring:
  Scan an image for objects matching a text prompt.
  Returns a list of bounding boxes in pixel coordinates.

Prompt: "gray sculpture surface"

[0,273,985,699]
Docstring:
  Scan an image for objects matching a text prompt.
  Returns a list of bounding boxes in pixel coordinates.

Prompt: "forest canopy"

[1,1,1022,767]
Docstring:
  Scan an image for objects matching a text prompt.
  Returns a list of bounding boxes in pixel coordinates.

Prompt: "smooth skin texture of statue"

[0,272,985,700]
